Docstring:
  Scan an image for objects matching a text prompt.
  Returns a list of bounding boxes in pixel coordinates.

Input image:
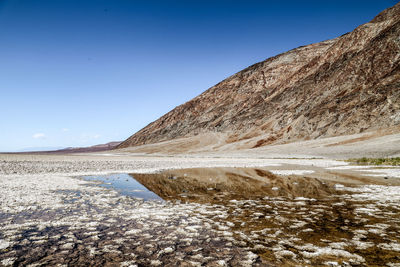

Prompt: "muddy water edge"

[132,167,400,266]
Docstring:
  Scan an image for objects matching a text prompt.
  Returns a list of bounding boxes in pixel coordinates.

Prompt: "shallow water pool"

[82,173,162,201]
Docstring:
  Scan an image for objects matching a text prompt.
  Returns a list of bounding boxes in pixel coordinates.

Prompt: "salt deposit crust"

[0,155,400,266]
[270,170,315,175]
[0,154,346,175]
[0,173,261,266]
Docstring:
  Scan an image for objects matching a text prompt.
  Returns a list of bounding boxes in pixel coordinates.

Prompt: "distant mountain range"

[118,3,400,153]
[17,146,66,152]
[56,141,122,153]
[15,141,121,154]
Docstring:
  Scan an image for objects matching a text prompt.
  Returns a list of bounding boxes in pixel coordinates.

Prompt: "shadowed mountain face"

[119,3,400,150]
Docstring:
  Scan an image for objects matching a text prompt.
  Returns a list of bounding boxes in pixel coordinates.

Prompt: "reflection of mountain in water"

[131,167,337,204]
[132,167,400,266]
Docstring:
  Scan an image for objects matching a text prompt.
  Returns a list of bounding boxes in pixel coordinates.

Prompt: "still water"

[82,173,162,201]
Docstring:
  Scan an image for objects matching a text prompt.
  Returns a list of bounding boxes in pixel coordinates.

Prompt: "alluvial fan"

[119,3,400,152]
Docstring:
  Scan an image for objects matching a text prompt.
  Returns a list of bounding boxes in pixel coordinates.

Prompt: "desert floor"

[0,153,400,266]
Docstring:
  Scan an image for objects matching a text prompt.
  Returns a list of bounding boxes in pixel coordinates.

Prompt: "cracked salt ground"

[1,164,400,266]
[0,173,263,266]
[201,190,400,266]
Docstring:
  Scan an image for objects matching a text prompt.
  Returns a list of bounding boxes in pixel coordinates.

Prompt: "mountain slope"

[119,3,400,151]
[15,141,122,154]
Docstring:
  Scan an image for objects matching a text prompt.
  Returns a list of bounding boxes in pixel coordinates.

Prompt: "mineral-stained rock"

[118,3,400,151]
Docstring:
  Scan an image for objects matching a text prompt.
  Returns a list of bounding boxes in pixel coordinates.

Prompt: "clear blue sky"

[0,0,397,151]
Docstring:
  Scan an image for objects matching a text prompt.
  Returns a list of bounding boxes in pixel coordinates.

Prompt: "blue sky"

[0,0,397,151]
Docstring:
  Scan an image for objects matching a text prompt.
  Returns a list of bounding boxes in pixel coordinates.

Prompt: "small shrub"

[346,157,400,166]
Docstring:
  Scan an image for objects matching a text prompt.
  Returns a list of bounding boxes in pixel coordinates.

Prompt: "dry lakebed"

[0,153,400,266]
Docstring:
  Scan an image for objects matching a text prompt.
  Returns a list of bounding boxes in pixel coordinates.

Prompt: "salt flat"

[0,153,399,266]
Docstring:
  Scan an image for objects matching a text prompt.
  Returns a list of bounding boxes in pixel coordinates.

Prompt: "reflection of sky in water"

[83,173,162,201]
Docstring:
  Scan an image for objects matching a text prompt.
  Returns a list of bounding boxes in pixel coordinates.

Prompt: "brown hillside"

[119,3,400,150]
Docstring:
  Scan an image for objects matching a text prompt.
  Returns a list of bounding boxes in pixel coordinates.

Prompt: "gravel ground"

[116,131,400,159]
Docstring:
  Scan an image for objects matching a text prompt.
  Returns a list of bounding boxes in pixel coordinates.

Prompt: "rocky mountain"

[16,141,122,154]
[118,3,400,151]
[57,141,122,153]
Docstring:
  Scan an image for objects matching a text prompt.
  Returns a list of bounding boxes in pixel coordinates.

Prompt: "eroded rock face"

[119,3,400,150]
